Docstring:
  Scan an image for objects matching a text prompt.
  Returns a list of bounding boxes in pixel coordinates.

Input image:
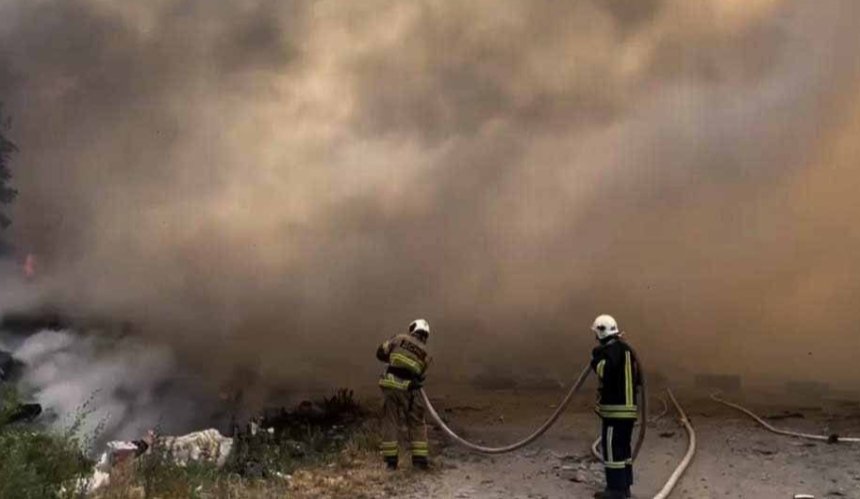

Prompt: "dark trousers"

[601,418,634,492]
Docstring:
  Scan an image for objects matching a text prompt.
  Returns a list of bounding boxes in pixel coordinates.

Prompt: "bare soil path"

[367,389,860,498]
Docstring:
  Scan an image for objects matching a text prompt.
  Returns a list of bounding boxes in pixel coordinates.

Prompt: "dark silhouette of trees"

[0,105,17,229]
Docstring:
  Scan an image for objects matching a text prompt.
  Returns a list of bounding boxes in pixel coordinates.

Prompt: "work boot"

[593,490,625,499]
[384,457,398,471]
[412,456,429,470]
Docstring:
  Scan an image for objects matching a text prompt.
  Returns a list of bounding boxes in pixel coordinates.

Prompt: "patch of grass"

[0,385,93,499]
[98,463,291,499]
[137,447,219,498]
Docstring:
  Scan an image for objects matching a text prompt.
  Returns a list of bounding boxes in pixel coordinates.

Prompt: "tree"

[0,105,17,229]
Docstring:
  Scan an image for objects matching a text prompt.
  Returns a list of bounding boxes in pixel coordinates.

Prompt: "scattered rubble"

[158,428,233,468]
[83,429,231,492]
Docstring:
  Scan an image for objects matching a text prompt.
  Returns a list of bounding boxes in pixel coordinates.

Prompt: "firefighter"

[590,314,641,499]
[376,319,433,470]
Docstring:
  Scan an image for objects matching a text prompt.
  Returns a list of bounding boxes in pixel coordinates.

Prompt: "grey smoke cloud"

[1,0,859,402]
[3,328,222,442]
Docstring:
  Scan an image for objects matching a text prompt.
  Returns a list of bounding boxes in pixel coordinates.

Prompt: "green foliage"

[0,386,93,499]
[0,104,18,229]
[0,384,23,425]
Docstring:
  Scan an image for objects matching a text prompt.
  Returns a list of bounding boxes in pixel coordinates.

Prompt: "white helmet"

[592,314,620,341]
[409,319,430,339]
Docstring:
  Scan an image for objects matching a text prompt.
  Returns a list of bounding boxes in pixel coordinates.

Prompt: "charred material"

[0,350,24,382]
[259,388,364,431]
[0,309,68,335]
[227,389,366,478]
[2,402,42,425]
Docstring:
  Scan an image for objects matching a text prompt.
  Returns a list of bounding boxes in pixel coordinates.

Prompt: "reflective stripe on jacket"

[377,333,431,390]
[591,338,640,419]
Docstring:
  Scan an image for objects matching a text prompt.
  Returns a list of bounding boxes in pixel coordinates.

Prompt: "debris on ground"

[83,388,371,494]
[767,411,805,420]
[81,439,150,492]
[158,428,233,467]
[83,430,228,492]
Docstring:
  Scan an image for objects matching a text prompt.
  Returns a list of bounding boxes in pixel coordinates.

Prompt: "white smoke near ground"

[1,326,227,443]
[2,262,225,442]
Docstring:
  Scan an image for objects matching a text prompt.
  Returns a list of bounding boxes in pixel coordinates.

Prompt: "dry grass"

[94,447,404,499]
[95,394,393,498]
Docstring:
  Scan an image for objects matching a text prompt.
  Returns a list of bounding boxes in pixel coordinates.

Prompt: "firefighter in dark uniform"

[376,319,432,470]
[590,314,641,499]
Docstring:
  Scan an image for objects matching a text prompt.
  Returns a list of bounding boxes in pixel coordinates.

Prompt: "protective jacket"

[376,333,431,390]
[591,337,641,419]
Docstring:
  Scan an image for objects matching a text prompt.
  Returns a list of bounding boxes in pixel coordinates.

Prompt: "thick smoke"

[1,0,860,409]
[1,328,223,442]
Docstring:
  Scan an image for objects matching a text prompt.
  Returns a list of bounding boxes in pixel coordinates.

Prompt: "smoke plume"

[2,0,860,411]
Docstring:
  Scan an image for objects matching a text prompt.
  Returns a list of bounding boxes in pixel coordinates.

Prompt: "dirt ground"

[336,387,860,499]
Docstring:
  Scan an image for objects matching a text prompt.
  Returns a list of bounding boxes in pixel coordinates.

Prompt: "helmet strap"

[600,335,619,345]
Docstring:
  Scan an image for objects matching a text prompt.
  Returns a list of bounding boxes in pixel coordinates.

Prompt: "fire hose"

[586,390,693,498]
[419,356,697,498]
[590,394,668,461]
[710,392,860,443]
[651,395,671,422]
[652,389,696,499]
[420,359,648,458]
[419,364,594,454]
